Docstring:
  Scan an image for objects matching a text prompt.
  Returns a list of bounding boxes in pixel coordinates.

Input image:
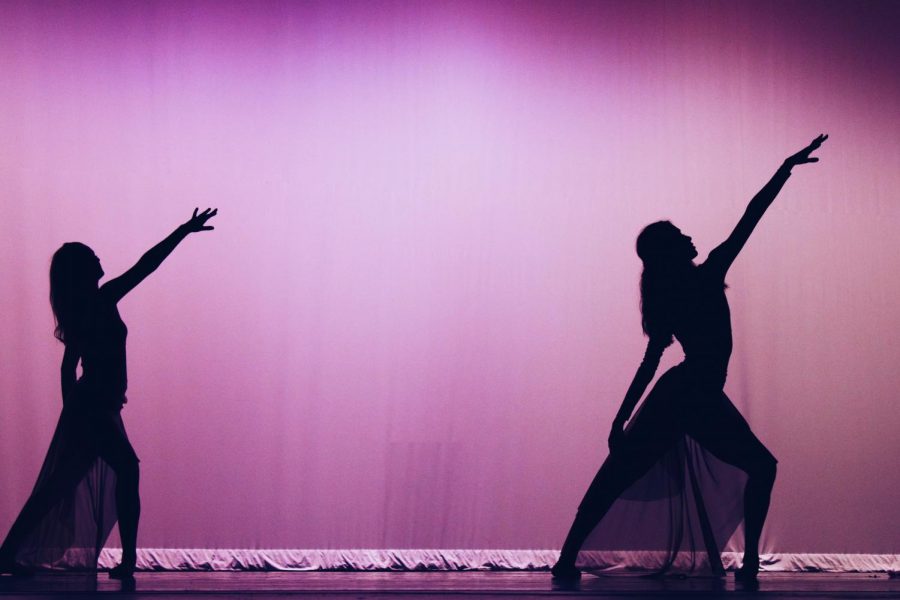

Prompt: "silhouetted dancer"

[0,208,218,580]
[551,135,828,584]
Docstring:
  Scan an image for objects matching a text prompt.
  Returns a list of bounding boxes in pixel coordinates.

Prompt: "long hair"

[636,221,689,344]
[49,242,98,344]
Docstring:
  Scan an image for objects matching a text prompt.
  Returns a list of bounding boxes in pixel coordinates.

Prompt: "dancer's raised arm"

[608,335,670,452]
[705,134,827,279]
[102,208,217,303]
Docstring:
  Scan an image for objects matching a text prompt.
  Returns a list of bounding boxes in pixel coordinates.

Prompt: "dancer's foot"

[0,559,34,578]
[734,557,759,588]
[108,559,136,580]
[550,561,581,581]
[710,564,727,579]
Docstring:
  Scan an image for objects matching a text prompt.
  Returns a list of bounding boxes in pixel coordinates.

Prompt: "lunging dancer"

[0,208,217,579]
[552,135,827,582]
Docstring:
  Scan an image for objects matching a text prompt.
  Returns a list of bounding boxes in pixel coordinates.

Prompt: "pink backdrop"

[1,0,898,555]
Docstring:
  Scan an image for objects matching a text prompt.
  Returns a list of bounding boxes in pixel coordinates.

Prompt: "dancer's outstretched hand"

[183,207,218,233]
[785,134,828,167]
[608,420,625,454]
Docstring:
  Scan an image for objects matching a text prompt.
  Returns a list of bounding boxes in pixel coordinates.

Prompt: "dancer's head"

[636,221,695,341]
[50,242,103,343]
[635,221,697,268]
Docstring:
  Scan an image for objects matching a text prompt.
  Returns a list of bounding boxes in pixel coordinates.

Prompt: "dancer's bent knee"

[757,457,777,486]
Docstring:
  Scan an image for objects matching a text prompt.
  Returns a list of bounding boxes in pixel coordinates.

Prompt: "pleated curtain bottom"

[46,549,894,573]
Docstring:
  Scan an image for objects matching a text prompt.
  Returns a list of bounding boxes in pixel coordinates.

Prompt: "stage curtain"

[1,0,898,562]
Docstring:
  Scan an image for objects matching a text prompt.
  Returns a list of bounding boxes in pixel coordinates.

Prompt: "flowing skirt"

[577,363,766,575]
[1,398,134,569]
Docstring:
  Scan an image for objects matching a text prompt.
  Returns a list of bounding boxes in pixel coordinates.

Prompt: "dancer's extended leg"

[554,370,686,575]
[686,393,777,579]
[556,448,665,569]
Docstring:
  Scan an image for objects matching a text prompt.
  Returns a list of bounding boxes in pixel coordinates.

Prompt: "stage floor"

[1,571,897,599]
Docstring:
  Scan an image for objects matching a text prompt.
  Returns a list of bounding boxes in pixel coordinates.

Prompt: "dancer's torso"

[671,265,732,390]
[73,295,128,406]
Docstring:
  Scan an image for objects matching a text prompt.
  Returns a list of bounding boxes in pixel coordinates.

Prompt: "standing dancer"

[552,135,827,582]
[0,208,217,579]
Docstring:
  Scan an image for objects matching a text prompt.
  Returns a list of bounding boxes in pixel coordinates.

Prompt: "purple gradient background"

[1,0,898,553]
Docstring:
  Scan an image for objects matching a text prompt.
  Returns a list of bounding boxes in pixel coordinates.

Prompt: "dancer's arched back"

[0,208,217,580]
[552,135,828,583]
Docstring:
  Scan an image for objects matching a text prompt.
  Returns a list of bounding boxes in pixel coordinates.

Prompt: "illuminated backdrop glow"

[1,0,898,553]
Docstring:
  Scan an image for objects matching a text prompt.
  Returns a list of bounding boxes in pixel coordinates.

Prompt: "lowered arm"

[61,344,79,404]
[613,335,669,427]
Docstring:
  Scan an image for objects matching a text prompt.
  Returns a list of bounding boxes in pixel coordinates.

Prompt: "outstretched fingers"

[807,133,828,151]
[199,208,217,230]
[186,207,218,232]
[788,133,828,166]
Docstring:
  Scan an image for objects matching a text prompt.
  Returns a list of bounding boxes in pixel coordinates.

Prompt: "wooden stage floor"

[1,571,898,599]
